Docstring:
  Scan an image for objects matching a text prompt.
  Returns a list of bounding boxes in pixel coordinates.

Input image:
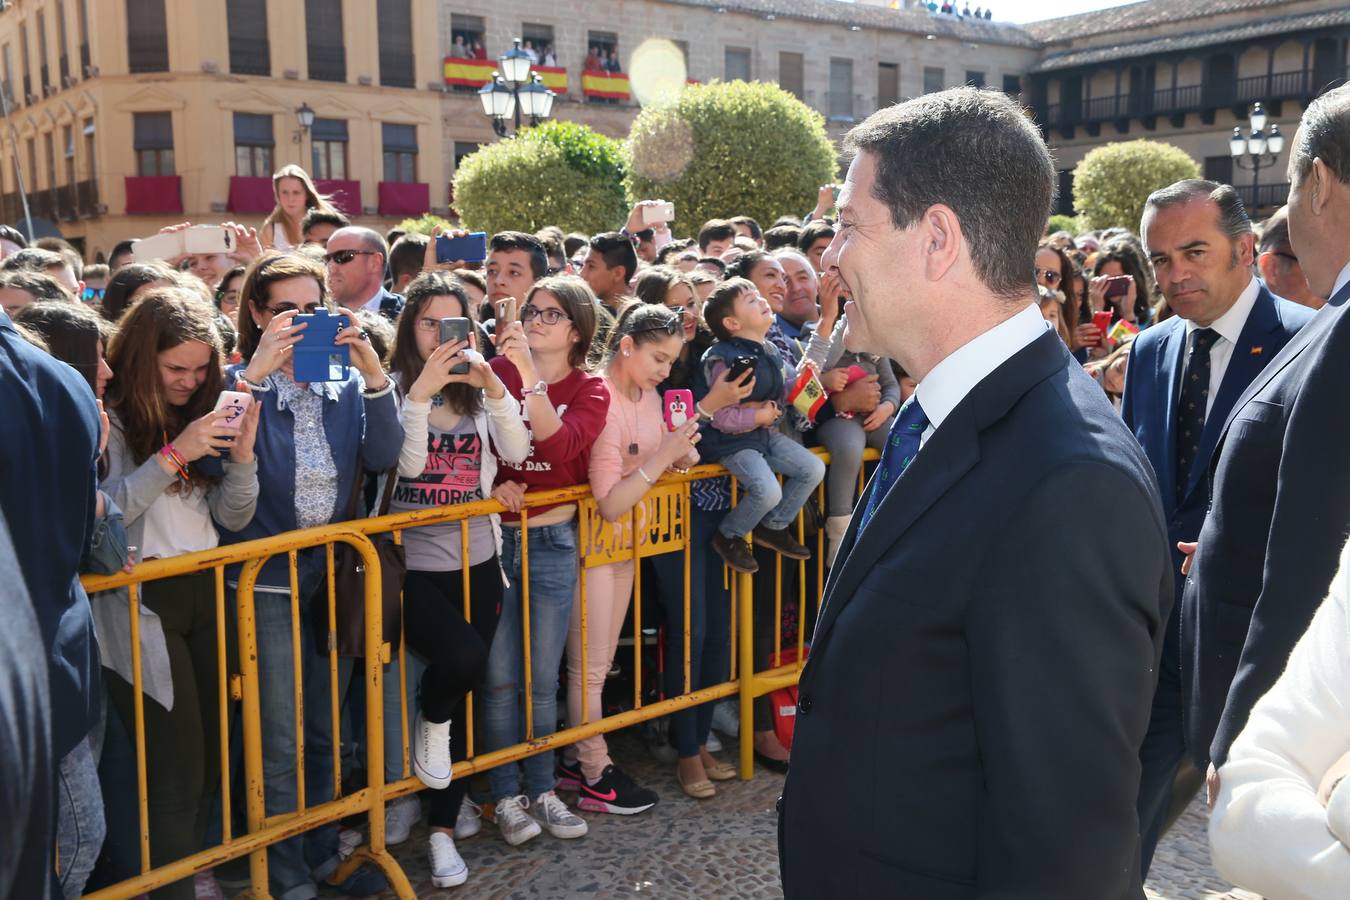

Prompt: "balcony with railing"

[1235,180,1291,213]
[55,184,77,220]
[75,179,99,217]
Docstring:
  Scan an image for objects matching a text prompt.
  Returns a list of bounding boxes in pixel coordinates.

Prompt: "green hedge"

[452,120,628,235]
[1073,140,1200,232]
[624,80,837,232]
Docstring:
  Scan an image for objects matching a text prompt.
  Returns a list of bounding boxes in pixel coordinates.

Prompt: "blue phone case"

[291,308,351,382]
[436,232,488,264]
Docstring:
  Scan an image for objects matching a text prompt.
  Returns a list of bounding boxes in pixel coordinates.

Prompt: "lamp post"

[292,102,315,145]
[1229,102,1285,211]
[478,38,555,138]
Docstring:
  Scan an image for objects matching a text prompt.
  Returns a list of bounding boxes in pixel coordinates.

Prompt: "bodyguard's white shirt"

[913,302,1051,450]
[360,287,386,315]
[1331,259,1350,303]
[1183,276,1259,419]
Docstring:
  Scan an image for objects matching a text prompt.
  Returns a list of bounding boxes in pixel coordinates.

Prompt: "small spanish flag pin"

[1251,346,1264,355]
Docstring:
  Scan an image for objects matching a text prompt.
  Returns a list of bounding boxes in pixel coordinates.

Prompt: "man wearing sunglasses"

[324,226,404,321]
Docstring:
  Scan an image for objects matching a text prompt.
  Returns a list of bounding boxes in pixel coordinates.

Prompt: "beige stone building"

[0,0,1344,260]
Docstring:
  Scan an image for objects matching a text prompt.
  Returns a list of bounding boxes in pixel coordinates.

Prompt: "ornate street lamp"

[1230,102,1285,210]
[292,102,316,144]
[478,39,555,138]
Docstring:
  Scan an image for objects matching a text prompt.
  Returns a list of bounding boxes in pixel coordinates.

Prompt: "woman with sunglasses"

[215,264,245,323]
[480,275,608,848]
[1037,242,1096,357]
[557,302,701,810]
[100,286,261,899]
[221,251,402,898]
[386,272,529,887]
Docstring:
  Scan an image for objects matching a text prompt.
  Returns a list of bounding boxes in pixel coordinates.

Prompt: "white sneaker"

[454,798,482,840]
[428,831,468,888]
[532,790,588,839]
[193,871,226,900]
[705,731,723,753]
[384,794,421,846]
[412,713,452,790]
[711,700,739,737]
[493,795,542,847]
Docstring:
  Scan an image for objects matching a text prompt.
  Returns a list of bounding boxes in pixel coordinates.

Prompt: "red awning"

[378,181,429,217]
[124,175,183,215]
[227,175,275,215]
[315,179,361,217]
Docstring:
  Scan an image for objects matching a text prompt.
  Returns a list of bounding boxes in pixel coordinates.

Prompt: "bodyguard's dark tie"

[858,397,929,531]
[1175,327,1219,503]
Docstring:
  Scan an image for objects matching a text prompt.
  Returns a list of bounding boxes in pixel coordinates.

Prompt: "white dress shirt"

[1331,259,1350,302]
[1183,276,1259,419]
[913,302,1051,449]
[360,287,386,315]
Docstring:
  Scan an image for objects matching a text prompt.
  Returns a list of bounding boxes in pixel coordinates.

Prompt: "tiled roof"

[663,0,1042,48]
[1023,0,1292,44]
[1031,6,1350,72]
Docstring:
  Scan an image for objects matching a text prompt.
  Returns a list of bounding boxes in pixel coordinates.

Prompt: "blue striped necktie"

[858,397,929,531]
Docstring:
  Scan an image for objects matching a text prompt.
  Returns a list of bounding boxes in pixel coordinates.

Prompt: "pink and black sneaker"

[555,757,584,793]
[576,764,659,815]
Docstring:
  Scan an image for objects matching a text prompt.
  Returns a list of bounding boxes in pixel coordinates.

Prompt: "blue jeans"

[718,431,826,538]
[651,505,734,758]
[57,734,105,899]
[482,521,578,801]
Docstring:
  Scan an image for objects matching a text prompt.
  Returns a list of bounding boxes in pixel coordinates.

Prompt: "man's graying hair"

[842,87,1054,301]
[1291,82,1350,185]
[1143,179,1252,243]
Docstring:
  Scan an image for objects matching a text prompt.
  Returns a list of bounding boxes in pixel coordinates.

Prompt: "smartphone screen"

[439,317,471,374]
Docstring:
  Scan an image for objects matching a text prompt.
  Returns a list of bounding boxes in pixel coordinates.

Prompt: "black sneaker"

[753,525,811,560]
[712,532,759,574]
[576,764,659,815]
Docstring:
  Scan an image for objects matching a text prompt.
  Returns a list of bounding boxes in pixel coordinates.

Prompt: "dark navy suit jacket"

[780,330,1171,899]
[1185,278,1350,769]
[1121,285,1313,676]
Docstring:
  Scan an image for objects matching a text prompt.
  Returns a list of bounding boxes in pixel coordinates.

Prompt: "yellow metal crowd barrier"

[77,448,876,899]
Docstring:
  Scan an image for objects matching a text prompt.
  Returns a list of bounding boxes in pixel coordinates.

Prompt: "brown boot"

[753,525,811,560]
[711,532,759,573]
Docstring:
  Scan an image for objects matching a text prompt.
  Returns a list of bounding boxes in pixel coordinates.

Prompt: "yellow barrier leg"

[738,567,755,781]
[235,563,272,898]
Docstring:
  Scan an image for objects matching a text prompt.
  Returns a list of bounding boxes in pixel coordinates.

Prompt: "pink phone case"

[663,389,694,431]
[214,391,252,430]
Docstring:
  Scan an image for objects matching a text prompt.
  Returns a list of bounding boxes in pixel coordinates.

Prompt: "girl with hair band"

[386,272,529,887]
[260,164,339,252]
[480,275,609,848]
[558,302,701,810]
[100,286,261,899]
[631,265,754,794]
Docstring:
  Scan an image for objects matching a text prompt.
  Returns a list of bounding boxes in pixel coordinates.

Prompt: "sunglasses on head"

[630,309,684,337]
[81,287,105,302]
[323,249,378,266]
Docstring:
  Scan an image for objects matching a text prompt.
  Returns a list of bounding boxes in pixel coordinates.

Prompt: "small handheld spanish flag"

[1107,318,1140,345]
[788,368,828,423]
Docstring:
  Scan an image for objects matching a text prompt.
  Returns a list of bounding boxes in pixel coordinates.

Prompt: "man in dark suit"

[1187,83,1350,798]
[1122,179,1314,873]
[779,87,1172,898]
[325,225,404,321]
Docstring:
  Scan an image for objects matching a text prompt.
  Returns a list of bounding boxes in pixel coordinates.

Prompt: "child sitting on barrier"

[696,278,826,574]
[556,303,700,814]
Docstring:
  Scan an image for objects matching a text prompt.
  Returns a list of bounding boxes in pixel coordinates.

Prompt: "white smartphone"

[183,225,235,255]
[642,202,675,225]
[212,390,252,430]
[131,231,185,262]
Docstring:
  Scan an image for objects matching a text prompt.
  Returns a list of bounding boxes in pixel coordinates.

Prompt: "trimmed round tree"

[624,80,837,231]
[452,120,628,235]
[1072,140,1200,233]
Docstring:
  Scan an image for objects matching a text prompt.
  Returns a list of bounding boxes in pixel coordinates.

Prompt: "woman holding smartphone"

[223,251,401,898]
[557,302,700,812]
[101,287,261,899]
[386,272,529,887]
[481,275,608,848]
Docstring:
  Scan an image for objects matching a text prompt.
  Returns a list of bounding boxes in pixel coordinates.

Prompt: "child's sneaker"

[577,764,659,815]
[712,532,759,573]
[555,757,584,792]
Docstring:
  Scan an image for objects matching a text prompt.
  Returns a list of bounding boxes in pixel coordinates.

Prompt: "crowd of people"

[4,82,1350,900]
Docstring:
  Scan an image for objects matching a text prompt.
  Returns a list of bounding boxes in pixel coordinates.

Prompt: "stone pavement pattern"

[319,730,1262,899]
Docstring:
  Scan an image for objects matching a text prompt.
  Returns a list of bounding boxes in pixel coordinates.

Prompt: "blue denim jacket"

[218,366,402,589]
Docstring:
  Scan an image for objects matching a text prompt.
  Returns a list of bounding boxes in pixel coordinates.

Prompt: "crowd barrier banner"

[78,448,875,899]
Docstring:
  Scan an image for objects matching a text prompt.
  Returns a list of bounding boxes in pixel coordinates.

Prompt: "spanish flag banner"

[788,368,828,423]
[443,57,496,87]
[582,71,632,100]
[534,65,569,95]
[1107,318,1140,345]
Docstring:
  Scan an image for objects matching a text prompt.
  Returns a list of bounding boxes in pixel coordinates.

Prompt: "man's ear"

[919,204,962,283]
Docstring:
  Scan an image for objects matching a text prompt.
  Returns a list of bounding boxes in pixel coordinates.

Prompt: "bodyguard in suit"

[324,225,405,321]
[1122,180,1314,873]
[1188,83,1350,796]
[778,87,1172,899]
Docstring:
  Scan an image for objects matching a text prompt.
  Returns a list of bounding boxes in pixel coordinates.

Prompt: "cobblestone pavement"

[318,726,1261,899]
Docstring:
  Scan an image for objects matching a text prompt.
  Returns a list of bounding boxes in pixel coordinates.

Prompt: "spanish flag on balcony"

[534,66,569,95]
[583,70,631,101]
[443,57,496,87]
